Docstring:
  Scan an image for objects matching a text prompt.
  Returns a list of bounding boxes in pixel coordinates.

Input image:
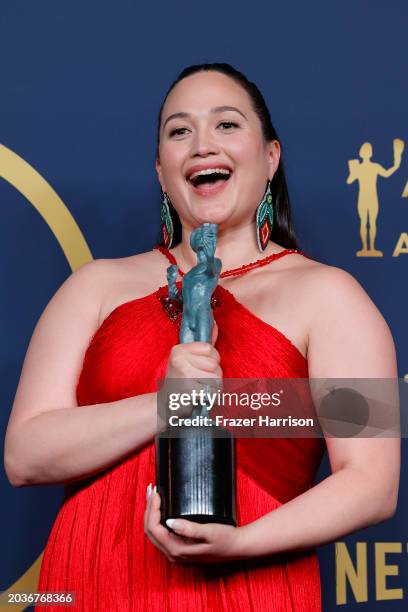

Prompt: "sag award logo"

[0,143,93,610]
[346,138,406,257]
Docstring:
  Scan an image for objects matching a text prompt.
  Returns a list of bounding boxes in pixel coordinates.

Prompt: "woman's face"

[156,71,280,231]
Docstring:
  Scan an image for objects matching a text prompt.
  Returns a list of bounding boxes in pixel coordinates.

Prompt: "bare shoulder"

[107,248,165,277]
[38,257,111,322]
[299,260,385,317]
[299,260,397,377]
[297,258,390,331]
[55,249,166,325]
[95,249,168,324]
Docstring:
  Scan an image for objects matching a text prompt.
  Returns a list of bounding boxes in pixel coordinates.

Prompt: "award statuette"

[156,223,237,527]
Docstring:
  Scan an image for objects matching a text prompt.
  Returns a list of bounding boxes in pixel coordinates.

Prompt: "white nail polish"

[146,483,152,500]
[153,485,157,496]
[166,518,176,528]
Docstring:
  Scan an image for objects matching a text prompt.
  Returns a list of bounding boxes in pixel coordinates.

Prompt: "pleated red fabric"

[36,250,326,611]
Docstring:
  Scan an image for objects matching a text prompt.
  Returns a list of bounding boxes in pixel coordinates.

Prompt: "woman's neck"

[170,224,285,273]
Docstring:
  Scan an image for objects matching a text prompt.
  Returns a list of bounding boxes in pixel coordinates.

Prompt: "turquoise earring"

[255,179,274,252]
[160,191,174,248]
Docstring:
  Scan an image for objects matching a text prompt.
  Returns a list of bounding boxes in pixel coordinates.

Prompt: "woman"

[4,63,399,611]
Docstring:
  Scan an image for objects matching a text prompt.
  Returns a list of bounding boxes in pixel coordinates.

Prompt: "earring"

[160,191,174,248]
[255,179,274,252]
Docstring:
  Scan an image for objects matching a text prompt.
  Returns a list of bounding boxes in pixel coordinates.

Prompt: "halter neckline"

[153,244,306,278]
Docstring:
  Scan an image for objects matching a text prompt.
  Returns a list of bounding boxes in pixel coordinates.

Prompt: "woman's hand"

[165,321,220,380]
[144,483,247,564]
[164,321,222,416]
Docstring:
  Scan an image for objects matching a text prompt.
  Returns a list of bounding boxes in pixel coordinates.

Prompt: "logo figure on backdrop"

[346,138,404,256]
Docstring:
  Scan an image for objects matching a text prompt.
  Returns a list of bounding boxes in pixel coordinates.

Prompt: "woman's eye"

[218,121,238,130]
[169,127,189,137]
[169,122,238,138]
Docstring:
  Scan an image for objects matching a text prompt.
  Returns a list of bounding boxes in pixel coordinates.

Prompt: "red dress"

[36,247,326,611]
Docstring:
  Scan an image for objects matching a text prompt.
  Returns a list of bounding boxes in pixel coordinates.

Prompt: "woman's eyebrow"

[163,106,247,130]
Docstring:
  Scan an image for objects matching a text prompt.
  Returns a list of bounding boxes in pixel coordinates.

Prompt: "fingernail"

[146,483,152,500]
[166,518,179,529]
[153,485,157,496]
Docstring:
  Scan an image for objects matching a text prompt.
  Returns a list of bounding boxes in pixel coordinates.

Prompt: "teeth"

[188,167,231,181]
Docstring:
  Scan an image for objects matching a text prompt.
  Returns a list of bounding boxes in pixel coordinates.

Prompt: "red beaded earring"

[255,179,274,252]
[160,191,174,248]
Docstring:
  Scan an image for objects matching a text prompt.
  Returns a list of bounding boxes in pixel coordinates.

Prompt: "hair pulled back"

[156,62,299,250]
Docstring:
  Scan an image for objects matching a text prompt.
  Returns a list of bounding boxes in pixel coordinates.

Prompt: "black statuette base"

[156,425,236,527]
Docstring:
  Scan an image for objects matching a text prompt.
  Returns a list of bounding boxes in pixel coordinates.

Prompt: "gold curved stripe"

[0,556,43,609]
[0,143,93,610]
[0,144,93,270]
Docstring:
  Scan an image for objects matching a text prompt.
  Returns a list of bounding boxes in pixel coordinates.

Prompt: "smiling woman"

[155,63,299,253]
[4,62,399,612]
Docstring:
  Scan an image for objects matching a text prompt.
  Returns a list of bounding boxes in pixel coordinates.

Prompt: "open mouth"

[187,168,232,195]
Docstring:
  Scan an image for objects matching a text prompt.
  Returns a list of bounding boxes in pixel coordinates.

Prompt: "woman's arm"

[143,265,400,563]
[5,394,157,487]
[236,443,398,557]
[4,260,158,487]
[237,265,400,557]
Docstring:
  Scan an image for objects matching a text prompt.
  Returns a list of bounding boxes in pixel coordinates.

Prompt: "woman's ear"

[155,158,166,192]
[267,139,281,180]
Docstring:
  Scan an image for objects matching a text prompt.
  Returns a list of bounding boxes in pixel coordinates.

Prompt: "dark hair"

[156,62,300,250]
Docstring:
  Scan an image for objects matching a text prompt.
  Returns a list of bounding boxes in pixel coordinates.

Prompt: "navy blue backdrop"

[1,2,407,610]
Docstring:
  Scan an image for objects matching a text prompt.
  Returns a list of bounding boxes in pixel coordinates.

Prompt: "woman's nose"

[191,128,220,156]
